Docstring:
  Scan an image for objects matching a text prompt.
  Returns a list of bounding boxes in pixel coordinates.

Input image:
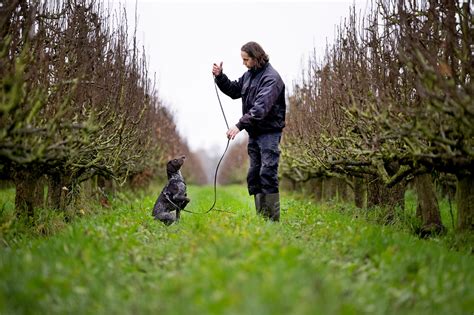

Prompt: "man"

[212,41,286,221]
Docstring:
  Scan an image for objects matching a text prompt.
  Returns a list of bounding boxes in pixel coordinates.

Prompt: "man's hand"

[212,62,223,76]
[226,125,240,140]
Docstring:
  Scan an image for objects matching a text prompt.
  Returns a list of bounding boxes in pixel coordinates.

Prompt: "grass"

[0,184,473,315]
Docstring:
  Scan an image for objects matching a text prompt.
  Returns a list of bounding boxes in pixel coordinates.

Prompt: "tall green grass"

[0,185,473,314]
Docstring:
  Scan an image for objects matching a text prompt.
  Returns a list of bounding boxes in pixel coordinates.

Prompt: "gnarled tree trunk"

[414,174,445,236]
[14,169,41,218]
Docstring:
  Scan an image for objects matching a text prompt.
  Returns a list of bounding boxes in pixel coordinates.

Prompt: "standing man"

[212,41,286,221]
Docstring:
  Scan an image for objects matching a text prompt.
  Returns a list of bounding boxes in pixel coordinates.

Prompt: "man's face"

[241,51,256,69]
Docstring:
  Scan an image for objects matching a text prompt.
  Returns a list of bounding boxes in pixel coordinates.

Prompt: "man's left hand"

[226,125,240,140]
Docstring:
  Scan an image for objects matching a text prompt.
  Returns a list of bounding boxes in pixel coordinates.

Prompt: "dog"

[152,155,190,225]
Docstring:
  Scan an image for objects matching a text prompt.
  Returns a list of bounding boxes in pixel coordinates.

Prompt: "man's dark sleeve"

[235,76,283,130]
[215,73,243,100]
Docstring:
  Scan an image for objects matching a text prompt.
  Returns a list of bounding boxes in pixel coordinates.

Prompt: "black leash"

[214,76,230,130]
[179,76,233,215]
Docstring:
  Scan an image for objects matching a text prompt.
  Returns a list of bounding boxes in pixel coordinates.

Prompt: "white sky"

[111,0,369,153]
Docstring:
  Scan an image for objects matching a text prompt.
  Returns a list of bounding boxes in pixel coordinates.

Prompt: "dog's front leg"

[174,193,190,209]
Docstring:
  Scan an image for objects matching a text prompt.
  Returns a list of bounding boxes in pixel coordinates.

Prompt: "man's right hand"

[212,62,223,76]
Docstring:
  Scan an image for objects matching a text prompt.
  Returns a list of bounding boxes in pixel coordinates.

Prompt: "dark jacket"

[215,63,286,137]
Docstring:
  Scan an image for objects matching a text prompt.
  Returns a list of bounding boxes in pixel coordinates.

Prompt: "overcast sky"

[111,0,369,154]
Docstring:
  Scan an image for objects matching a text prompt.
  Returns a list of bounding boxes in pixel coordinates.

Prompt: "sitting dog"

[152,155,190,225]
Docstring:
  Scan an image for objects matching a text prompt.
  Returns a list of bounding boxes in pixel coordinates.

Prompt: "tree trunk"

[313,178,323,202]
[14,169,39,218]
[48,173,72,211]
[456,175,474,231]
[367,175,406,222]
[367,176,383,208]
[48,173,62,210]
[33,175,45,209]
[336,177,350,202]
[386,181,406,212]
[322,177,337,201]
[368,176,406,208]
[354,176,365,208]
[413,174,445,236]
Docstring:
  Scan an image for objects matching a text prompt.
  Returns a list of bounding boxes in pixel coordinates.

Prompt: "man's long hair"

[241,41,269,69]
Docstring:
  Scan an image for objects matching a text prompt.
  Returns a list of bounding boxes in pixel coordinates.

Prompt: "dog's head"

[166,155,186,174]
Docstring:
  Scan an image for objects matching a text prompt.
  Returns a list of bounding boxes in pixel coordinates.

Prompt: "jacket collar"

[249,62,269,74]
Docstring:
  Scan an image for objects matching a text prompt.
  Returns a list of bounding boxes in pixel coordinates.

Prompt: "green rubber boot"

[261,193,280,222]
[254,193,264,216]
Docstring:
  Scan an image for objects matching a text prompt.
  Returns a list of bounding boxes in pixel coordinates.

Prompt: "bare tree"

[282,0,473,232]
[0,0,205,219]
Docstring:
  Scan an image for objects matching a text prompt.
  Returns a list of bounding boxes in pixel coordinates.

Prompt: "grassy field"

[0,185,473,315]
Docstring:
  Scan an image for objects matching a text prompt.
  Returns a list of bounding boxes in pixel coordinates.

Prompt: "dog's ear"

[166,160,174,173]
